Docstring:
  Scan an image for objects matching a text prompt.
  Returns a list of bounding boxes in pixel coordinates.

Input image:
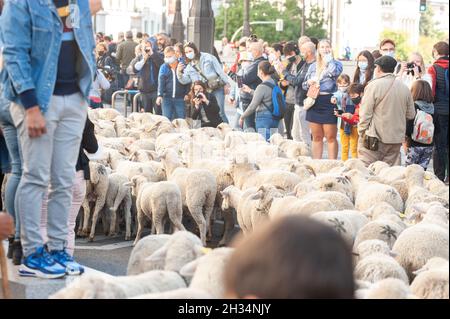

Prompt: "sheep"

[94,120,117,138]
[50,270,186,299]
[354,240,408,284]
[363,278,416,299]
[345,169,404,212]
[256,159,316,181]
[155,133,191,154]
[309,174,354,202]
[79,162,109,242]
[179,247,234,298]
[161,149,217,245]
[128,149,159,163]
[406,202,449,228]
[104,173,133,240]
[127,231,205,276]
[392,222,449,280]
[303,159,344,175]
[268,196,337,220]
[114,161,159,182]
[300,191,355,210]
[131,176,185,244]
[125,139,156,154]
[97,108,122,121]
[132,288,214,299]
[410,257,449,299]
[353,219,405,249]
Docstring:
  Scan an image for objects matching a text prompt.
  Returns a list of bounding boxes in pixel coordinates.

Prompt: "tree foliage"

[380,29,413,61]
[215,0,327,43]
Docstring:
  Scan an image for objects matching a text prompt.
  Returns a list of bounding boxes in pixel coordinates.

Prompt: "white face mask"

[186,52,196,60]
[338,86,348,93]
[164,56,177,64]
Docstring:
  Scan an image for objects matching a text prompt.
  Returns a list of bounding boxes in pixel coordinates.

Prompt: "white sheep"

[410,257,449,299]
[180,247,234,298]
[309,174,354,202]
[104,173,133,240]
[300,191,355,210]
[363,278,417,299]
[353,219,405,249]
[115,160,160,182]
[161,149,217,245]
[392,222,449,279]
[131,176,185,244]
[127,231,205,276]
[50,270,186,299]
[268,196,337,220]
[132,288,214,299]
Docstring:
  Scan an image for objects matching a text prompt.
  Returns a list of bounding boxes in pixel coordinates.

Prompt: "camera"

[195,93,203,100]
[406,62,421,76]
[334,109,344,115]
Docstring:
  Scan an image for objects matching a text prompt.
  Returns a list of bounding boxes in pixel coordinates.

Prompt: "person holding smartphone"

[190,81,223,128]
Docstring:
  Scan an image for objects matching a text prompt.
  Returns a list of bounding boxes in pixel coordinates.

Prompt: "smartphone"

[237,76,243,89]
[335,109,344,115]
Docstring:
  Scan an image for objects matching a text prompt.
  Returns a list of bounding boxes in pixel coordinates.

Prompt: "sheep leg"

[204,205,214,242]
[124,194,132,241]
[218,209,236,247]
[89,194,106,242]
[188,205,207,246]
[153,214,164,235]
[80,198,91,237]
[133,206,146,246]
[167,198,185,233]
[109,209,117,237]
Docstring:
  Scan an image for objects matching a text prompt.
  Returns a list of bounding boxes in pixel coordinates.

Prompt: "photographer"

[89,68,110,109]
[132,39,164,114]
[190,81,223,128]
[396,52,432,89]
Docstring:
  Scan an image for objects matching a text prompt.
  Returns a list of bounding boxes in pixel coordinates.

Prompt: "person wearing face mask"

[353,50,375,87]
[380,39,397,59]
[302,39,343,160]
[279,42,301,139]
[240,61,281,141]
[177,42,230,124]
[132,39,164,114]
[358,56,416,167]
[396,52,432,89]
[156,47,189,121]
[190,81,223,128]
[334,83,364,161]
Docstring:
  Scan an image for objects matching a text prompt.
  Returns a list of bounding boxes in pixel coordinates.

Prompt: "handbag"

[363,78,396,151]
[193,64,226,92]
[303,84,320,110]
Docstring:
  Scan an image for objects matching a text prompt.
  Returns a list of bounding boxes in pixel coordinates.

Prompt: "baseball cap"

[374,55,397,73]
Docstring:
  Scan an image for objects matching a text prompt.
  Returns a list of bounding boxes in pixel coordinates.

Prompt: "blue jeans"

[162,98,185,121]
[255,111,279,141]
[212,87,229,123]
[0,99,22,239]
[433,114,449,181]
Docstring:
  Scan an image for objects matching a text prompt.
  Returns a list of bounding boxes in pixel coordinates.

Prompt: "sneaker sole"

[18,265,66,279]
[66,268,84,276]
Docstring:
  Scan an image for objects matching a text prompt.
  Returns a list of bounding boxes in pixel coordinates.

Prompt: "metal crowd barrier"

[111,90,141,117]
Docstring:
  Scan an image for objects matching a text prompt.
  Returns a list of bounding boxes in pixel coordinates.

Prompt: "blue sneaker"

[18,247,66,279]
[50,249,85,276]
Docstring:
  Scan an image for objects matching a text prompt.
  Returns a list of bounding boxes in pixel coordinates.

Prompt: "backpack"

[433,64,449,97]
[261,82,286,120]
[412,110,435,145]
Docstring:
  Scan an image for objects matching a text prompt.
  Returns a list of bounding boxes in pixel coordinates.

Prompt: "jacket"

[0,0,96,113]
[358,74,416,144]
[132,53,164,94]
[158,63,189,99]
[177,52,229,87]
[241,79,276,119]
[191,94,223,128]
[116,39,138,71]
[283,60,315,106]
[428,57,449,115]
[302,60,343,93]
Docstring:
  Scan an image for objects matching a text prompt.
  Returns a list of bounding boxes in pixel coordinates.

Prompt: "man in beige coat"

[358,56,416,166]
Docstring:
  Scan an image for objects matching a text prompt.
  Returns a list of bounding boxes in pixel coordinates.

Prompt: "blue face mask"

[358,62,368,71]
[384,50,395,58]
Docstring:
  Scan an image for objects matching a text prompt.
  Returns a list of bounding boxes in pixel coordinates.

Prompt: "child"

[334,83,364,161]
[405,80,435,170]
[331,74,352,112]
[224,215,354,299]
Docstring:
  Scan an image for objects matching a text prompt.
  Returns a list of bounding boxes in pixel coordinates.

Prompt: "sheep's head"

[254,185,283,214]
[368,161,389,175]
[130,175,148,196]
[405,164,425,189]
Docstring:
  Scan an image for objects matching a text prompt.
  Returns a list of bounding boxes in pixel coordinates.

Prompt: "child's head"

[223,215,355,299]
[411,80,434,103]
[348,83,365,105]
[337,74,351,92]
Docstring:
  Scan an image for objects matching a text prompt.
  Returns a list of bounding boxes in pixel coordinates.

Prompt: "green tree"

[419,6,444,38]
[215,0,327,43]
[380,29,412,61]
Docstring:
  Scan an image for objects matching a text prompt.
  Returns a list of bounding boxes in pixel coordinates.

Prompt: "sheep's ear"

[249,192,262,201]
[389,251,398,258]
[254,164,260,170]
[303,164,316,177]
[145,246,168,264]
[179,258,201,278]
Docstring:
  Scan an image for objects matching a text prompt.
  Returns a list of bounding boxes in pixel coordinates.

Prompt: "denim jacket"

[0,0,96,113]
[302,60,343,94]
[177,52,229,86]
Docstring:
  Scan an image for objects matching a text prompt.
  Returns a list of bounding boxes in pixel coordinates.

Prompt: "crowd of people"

[0,0,448,290]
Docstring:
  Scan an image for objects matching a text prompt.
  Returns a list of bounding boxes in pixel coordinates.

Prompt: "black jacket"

[133,53,164,93]
[192,94,223,128]
[76,118,99,180]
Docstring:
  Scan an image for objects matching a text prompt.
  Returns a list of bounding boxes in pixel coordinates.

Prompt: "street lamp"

[243,0,251,37]
[223,0,230,39]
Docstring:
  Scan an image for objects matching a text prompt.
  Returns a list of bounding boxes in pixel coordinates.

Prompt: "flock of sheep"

[24,107,449,299]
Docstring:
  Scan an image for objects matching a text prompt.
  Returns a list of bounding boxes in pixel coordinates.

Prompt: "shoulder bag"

[303,67,326,111]
[193,63,227,92]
